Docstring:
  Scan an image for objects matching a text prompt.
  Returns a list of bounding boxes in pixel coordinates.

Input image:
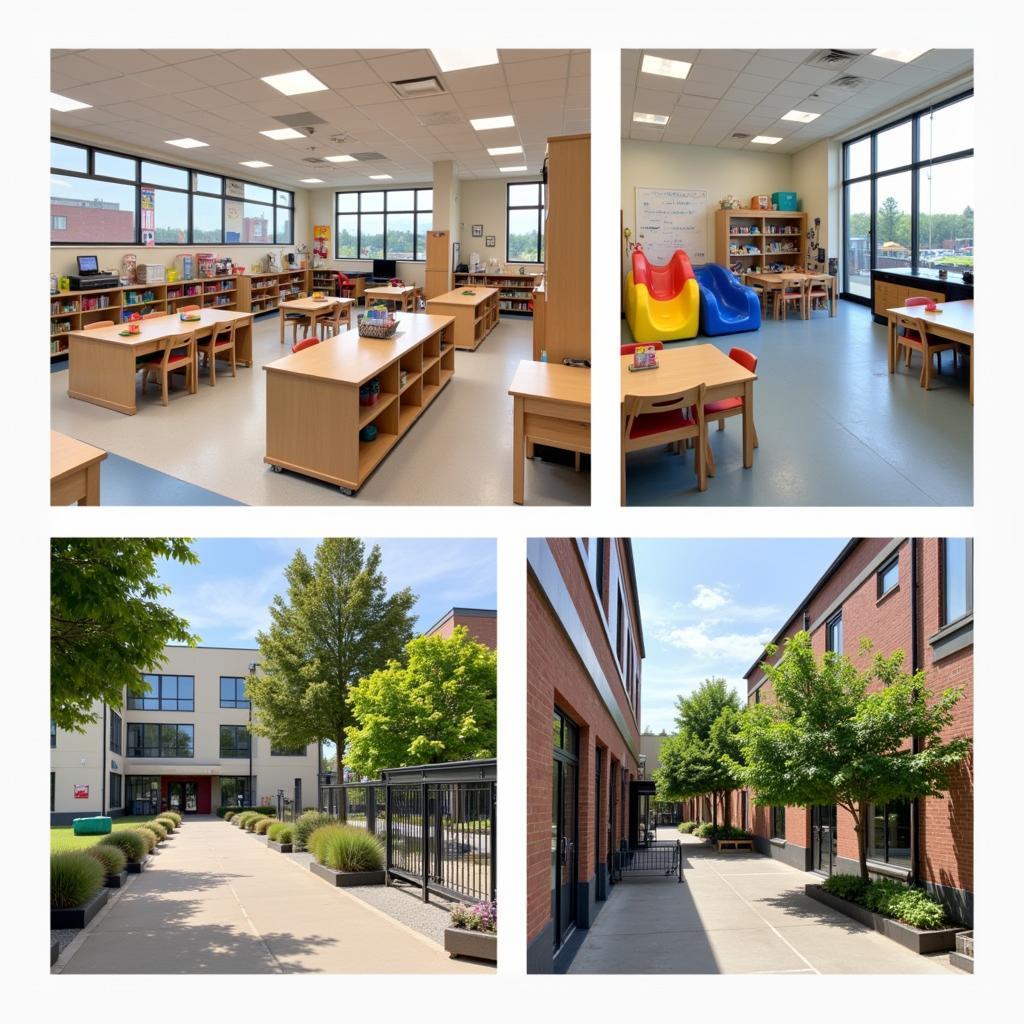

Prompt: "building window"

[220,725,252,758]
[220,676,250,709]
[51,772,56,813]
[126,723,194,758]
[271,743,307,756]
[109,772,123,809]
[110,710,122,754]
[841,91,973,299]
[506,181,545,263]
[51,720,57,748]
[771,806,786,840]
[220,776,252,807]
[868,799,912,867]
[129,674,194,712]
[877,556,899,598]
[52,215,67,231]
[941,538,973,625]
[826,611,843,654]
[334,188,433,260]
[126,775,160,814]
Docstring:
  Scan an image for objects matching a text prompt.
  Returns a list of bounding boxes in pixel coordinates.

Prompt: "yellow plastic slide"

[624,250,700,343]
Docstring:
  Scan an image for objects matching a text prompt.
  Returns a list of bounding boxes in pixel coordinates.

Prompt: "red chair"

[138,330,197,406]
[291,336,320,354]
[703,347,759,476]
[335,273,354,300]
[901,295,959,374]
[179,304,201,312]
[620,341,665,356]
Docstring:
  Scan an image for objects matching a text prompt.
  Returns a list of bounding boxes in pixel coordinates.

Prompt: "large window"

[220,776,252,807]
[770,806,786,840]
[220,676,250,709]
[335,188,433,261]
[506,182,545,264]
[826,611,843,654]
[841,92,973,299]
[127,775,160,814]
[51,720,57,748]
[129,674,194,712]
[868,799,911,867]
[50,138,293,246]
[127,723,194,758]
[942,538,973,625]
[220,725,251,758]
[109,772,123,809]
[271,743,307,756]
[110,710,122,754]
[877,556,899,599]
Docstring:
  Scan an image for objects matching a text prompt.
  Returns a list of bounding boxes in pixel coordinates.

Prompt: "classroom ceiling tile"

[785,65,838,87]
[632,89,678,116]
[286,50,363,68]
[912,49,973,72]
[770,80,816,100]
[883,64,946,87]
[442,64,507,94]
[222,50,304,77]
[86,50,166,74]
[174,55,253,87]
[499,50,570,62]
[675,93,718,111]
[569,52,589,77]
[759,50,819,65]
[366,51,438,82]
[338,83,398,106]
[50,53,124,84]
[695,50,755,71]
[130,65,209,95]
[744,56,800,79]
[503,55,571,85]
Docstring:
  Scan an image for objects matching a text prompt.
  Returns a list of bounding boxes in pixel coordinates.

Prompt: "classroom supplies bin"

[772,191,798,211]
[73,816,112,836]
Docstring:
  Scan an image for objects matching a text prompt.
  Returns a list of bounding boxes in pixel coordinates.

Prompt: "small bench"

[716,837,754,852]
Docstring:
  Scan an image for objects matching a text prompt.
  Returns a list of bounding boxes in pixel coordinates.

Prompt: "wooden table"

[508,360,590,505]
[365,285,416,312]
[51,431,106,505]
[621,345,757,468]
[426,287,499,351]
[886,299,974,403]
[744,272,837,318]
[67,310,254,415]
[278,296,354,344]
[264,312,455,494]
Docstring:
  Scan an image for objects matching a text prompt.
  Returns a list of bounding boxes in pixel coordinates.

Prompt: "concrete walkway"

[56,817,490,974]
[568,832,957,974]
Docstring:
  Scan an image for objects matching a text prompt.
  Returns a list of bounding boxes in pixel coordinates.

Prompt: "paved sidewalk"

[568,832,957,974]
[56,817,491,974]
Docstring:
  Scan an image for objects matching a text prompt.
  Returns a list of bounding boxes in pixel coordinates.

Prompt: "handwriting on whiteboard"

[635,187,709,267]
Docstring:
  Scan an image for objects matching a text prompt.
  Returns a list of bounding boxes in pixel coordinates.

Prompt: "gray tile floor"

[622,302,972,506]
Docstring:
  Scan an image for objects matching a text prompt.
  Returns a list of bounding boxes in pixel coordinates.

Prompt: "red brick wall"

[426,611,497,649]
[51,202,134,242]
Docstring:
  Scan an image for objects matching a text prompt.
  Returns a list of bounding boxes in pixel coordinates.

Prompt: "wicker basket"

[358,315,399,339]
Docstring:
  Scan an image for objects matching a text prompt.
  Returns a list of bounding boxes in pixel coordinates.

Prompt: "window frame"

[770,806,786,840]
[128,674,195,712]
[126,722,195,758]
[877,556,900,599]
[219,724,252,759]
[505,181,545,265]
[220,775,252,806]
[51,720,57,748]
[825,610,844,654]
[271,743,308,757]
[867,798,912,867]
[941,537,974,626]
[334,187,433,261]
[220,676,250,709]
[110,710,122,754]
[109,771,123,809]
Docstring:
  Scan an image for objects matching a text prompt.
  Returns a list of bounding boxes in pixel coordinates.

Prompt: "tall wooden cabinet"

[536,133,590,362]
[714,209,806,274]
[425,230,451,299]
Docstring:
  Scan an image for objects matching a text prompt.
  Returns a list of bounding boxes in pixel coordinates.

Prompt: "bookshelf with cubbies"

[452,271,540,316]
[237,270,310,316]
[714,208,807,275]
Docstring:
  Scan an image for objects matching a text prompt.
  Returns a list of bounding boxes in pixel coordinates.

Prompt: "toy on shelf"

[625,249,700,342]
[694,264,761,337]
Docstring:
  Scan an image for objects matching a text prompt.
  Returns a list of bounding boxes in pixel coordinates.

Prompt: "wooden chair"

[292,336,320,354]
[179,304,201,312]
[84,320,114,330]
[893,312,957,390]
[904,295,960,373]
[773,276,806,320]
[285,292,311,345]
[143,310,169,319]
[319,300,346,340]
[806,275,831,317]
[139,330,197,406]
[197,320,236,386]
[622,384,707,502]
[335,273,355,301]
[703,348,759,476]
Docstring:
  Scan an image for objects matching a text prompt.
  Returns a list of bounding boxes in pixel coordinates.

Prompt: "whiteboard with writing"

[634,186,709,266]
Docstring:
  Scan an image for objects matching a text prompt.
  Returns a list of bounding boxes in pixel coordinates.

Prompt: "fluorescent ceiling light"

[50,92,91,112]
[487,145,523,156]
[299,178,324,183]
[751,135,782,145]
[431,49,499,73]
[165,137,209,148]
[324,154,357,163]
[261,70,329,96]
[240,160,272,168]
[470,115,515,131]
[641,54,691,80]
[369,174,393,180]
[781,109,820,123]
[260,127,305,141]
[633,111,669,126]
[499,165,528,173]
[871,48,929,63]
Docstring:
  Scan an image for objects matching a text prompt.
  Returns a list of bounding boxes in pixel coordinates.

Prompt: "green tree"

[51,538,199,732]
[249,539,417,773]
[730,631,971,880]
[345,626,497,777]
[877,195,902,245]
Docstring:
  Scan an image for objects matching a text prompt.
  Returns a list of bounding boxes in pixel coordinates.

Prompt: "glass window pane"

[944,538,968,623]
[275,207,292,244]
[868,804,886,861]
[917,158,973,274]
[51,174,135,243]
[192,194,223,243]
[243,182,273,204]
[386,190,414,211]
[889,799,911,867]
[141,161,188,189]
[361,191,384,213]
[95,151,136,180]
[876,120,912,172]
[920,95,972,161]
[509,182,540,206]
[846,137,870,179]
[336,214,358,257]
[242,202,272,243]
[337,192,358,213]
[386,212,414,260]
[150,188,188,244]
[220,678,233,704]
[276,189,293,207]
[879,559,899,595]
[51,141,87,172]
[194,172,222,194]
[416,210,432,260]
[416,189,433,210]
[508,208,540,262]
[162,676,178,699]
[874,172,912,271]
[844,179,871,298]
[359,213,384,258]
[178,677,194,700]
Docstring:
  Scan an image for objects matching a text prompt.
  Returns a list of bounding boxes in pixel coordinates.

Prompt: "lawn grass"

[51,816,164,851]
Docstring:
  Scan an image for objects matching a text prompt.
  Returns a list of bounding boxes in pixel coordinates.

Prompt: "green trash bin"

[73,816,112,836]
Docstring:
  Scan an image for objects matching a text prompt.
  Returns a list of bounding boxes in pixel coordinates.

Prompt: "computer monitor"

[372,259,396,279]
[77,255,99,275]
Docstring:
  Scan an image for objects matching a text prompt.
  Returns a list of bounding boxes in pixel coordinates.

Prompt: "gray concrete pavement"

[55,816,491,974]
[567,832,958,974]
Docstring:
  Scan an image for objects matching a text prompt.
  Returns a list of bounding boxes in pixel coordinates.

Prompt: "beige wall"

[458,177,543,272]
[792,139,840,261]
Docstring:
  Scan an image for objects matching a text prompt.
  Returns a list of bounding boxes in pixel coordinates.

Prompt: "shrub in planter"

[133,827,159,853]
[863,879,947,929]
[155,816,177,833]
[268,822,293,843]
[245,815,263,832]
[96,829,147,863]
[51,851,104,909]
[309,824,384,872]
[85,843,127,878]
[235,812,257,829]
[145,820,168,841]
[217,805,276,818]
[224,811,236,822]
[823,873,868,904]
[254,817,275,835]
[161,810,182,826]
[677,821,697,834]
[293,811,337,851]
[450,900,497,933]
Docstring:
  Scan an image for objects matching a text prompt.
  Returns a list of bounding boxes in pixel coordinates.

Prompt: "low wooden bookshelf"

[237,269,311,316]
[426,287,499,350]
[715,208,807,275]
[453,271,539,316]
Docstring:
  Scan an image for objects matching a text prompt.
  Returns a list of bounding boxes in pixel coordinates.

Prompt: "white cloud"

[662,621,772,664]
[691,584,729,610]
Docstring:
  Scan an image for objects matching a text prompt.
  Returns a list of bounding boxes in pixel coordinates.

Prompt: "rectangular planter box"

[309,862,385,887]
[104,869,129,889]
[125,857,148,874]
[444,927,497,962]
[267,840,293,853]
[806,884,965,954]
[50,939,60,966]
[51,887,109,929]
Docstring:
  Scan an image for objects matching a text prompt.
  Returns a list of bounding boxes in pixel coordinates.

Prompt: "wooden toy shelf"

[425,286,499,350]
[714,209,807,274]
[453,271,539,316]
[237,269,310,315]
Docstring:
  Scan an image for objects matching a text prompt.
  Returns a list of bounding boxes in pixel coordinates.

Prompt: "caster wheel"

[271,465,282,473]
[340,487,354,496]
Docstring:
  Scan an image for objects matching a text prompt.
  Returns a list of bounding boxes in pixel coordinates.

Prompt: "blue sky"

[155,538,497,648]
[632,538,849,733]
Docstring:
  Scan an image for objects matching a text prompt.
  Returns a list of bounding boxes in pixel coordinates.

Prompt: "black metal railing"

[615,838,683,883]
[318,758,496,905]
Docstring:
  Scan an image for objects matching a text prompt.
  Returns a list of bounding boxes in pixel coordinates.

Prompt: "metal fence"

[319,759,495,905]
[614,838,683,883]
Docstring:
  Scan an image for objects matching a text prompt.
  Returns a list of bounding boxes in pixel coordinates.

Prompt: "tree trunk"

[722,791,732,832]
[853,806,868,881]
[336,725,345,821]
[711,794,718,828]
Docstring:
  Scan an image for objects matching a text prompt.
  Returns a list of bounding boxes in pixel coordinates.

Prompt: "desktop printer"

[69,255,120,291]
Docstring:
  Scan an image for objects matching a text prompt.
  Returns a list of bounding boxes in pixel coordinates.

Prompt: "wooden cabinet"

[872,278,944,317]
[540,133,590,363]
[426,287,499,350]
[453,271,539,317]
[425,230,451,299]
[715,209,807,274]
[237,270,310,315]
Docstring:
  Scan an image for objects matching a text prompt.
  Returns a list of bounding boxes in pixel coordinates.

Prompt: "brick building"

[423,606,496,649]
[735,538,973,925]
[527,538,645,972]
[51,198,134,242]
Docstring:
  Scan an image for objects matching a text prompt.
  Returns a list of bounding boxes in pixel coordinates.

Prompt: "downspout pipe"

[101,703,107,815]
[910,538,920,885]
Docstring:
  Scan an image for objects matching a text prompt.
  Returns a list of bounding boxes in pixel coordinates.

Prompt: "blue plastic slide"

[694,264,761,336]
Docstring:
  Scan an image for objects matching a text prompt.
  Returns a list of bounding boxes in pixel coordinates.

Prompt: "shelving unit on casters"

[269,463,354,495]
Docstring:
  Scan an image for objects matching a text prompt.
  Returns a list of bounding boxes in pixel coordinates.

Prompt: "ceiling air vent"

[390,76,446,99]
[731,132,750,139]
[806,49,861,70]
[416,110,464,127]
[302,156,329,165]
[829,75,866,92]
[273,112,328,128]
[350,152,386,161]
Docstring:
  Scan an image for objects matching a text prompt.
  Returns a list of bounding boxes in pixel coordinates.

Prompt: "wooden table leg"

[513,396,525,505]
[279,309,285,344]
[831,279,837,316]
[887,318,896,374]
[742,382,754,469]
[83,463,101,505]
[969,346,974,405]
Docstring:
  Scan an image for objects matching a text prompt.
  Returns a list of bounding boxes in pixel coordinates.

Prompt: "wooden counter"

[426,287,499,350]
[51,431,107,505]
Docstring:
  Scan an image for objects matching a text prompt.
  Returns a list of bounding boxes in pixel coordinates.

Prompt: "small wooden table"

[744,271,837,318]
[426,287,499,351]
[886,299,974,404]
[278,296,354,344]
[508,360,590,505]
[67,310,254,415]
[51,431,107,505]
[621,345,758,469]
[365,285,416,312]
